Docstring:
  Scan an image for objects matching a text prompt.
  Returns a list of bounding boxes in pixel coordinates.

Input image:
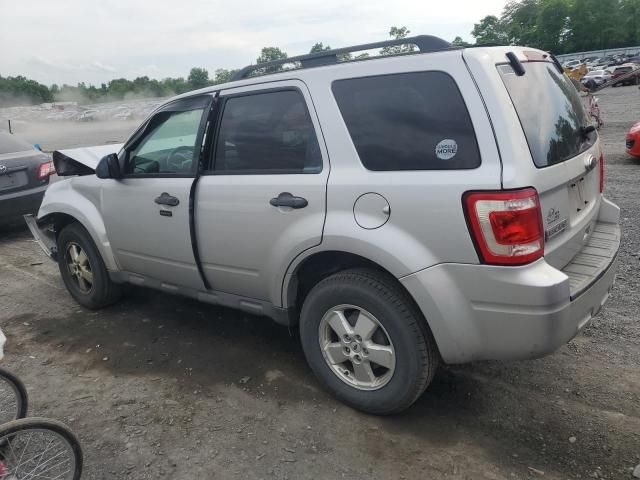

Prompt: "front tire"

[57,223,121,309]
[299,268,439,415]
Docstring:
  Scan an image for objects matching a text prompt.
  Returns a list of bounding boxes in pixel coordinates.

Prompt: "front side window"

[213,89,322,174]
[332,71,481,171]
[125,107,206,175]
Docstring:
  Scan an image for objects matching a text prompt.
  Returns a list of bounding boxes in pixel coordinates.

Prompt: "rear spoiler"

[52,143,123,176]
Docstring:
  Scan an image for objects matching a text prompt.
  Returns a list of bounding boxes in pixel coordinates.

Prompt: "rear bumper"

[401,200,620,364]
[0,185,47,223]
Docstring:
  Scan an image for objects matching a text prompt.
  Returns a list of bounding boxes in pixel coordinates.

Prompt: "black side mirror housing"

[96,153,122,179]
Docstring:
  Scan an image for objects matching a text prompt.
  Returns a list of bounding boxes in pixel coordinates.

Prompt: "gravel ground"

[0,85,639,480]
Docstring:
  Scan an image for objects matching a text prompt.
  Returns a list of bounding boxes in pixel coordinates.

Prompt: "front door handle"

[269,192,308,209]
[154,192,180,206]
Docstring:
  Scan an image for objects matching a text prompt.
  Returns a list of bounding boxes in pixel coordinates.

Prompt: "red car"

[627,122,640,158]
[612,64,640,86]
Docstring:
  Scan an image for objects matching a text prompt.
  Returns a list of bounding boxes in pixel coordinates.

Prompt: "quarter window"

[332,72,481,171]
[213,90,322,174]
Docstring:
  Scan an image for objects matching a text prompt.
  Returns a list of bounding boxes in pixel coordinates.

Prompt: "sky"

[0,0,508,86]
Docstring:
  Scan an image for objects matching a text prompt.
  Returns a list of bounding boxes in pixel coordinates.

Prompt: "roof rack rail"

[231,35,453,81]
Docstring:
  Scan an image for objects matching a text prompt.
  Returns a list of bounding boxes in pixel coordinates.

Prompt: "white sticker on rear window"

[435,139,458,160]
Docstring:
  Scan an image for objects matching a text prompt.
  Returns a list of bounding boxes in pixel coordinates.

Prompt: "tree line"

[0,27,413,107]
[0,68,238,107]
[472,0,640,54]
[2,3,640,108]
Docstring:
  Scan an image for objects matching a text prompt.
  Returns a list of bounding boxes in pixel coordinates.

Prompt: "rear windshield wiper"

[506,52,526,76]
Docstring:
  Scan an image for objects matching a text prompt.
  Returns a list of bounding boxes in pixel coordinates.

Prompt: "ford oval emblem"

[584,155,596,172]
[0,164,7,175]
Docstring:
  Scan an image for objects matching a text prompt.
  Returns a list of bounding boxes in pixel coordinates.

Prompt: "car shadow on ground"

[4,284,632,478]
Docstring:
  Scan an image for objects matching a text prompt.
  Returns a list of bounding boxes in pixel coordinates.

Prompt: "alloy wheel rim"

[66,243,93,293]
[318,304,396,391]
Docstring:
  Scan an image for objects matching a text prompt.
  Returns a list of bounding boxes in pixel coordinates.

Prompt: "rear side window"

[332,72,480,171]
[213,89,322,174]
[498,62,594,168]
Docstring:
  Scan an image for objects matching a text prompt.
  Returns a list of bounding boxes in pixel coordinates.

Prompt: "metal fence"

[556,46,640,62]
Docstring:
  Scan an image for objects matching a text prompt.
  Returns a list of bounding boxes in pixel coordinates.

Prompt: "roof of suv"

[170,35,466,102]
[164,39,554,119]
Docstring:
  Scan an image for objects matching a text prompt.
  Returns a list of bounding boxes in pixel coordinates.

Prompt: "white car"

[563,59,582,69]
[581,70,612,86]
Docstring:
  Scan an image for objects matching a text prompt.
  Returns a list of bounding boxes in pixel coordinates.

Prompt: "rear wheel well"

[290,252,384,312]
[289,252,423,323]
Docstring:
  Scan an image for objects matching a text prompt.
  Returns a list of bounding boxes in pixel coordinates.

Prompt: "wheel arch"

[38,195,119,271]
[283,250,430,330]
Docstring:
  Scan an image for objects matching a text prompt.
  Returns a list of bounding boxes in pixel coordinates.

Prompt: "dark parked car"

[0,132,54,225]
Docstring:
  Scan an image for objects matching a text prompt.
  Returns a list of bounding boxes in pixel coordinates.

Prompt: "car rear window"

[332,71,480,171]
[498,62,595,168]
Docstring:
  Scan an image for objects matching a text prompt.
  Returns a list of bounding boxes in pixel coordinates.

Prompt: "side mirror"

[96,153,122,179]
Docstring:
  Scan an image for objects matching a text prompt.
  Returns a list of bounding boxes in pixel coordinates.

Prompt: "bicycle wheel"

[0,368,28,424]
[0,418,82,480]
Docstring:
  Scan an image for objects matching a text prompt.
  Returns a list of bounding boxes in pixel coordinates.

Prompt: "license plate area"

[568,172,596,219]
[0,171,28,191]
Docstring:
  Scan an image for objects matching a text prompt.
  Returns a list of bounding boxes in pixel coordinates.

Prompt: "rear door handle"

[269,192,308,209]
[154,192,180,206]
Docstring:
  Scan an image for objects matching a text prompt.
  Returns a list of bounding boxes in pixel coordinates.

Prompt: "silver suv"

[26,36,620,414]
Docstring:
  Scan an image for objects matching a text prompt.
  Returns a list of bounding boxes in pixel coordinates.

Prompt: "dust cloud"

[0,97,166,150]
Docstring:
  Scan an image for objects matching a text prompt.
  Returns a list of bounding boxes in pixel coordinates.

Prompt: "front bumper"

[24,214,57,260]
[0,185,47,224]
[401,204,620,364]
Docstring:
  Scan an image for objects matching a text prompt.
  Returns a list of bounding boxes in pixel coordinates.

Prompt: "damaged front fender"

[25,176,120,271]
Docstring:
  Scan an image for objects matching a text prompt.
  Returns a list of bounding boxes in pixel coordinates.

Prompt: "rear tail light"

[463,188,544,266]
[37,160,55,180]
[599,153,604,193]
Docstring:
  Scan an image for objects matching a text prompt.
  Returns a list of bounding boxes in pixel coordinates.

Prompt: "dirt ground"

[1,85,639,480]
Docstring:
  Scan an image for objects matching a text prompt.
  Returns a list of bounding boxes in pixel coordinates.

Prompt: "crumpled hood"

[53,143,123,175]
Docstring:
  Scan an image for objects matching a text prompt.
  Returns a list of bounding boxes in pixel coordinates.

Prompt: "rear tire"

[57,223,121,309]
[299,268,439,415]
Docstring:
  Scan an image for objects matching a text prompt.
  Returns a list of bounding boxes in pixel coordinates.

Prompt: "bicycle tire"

[0,368,28,423]
[0,417,83,480]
